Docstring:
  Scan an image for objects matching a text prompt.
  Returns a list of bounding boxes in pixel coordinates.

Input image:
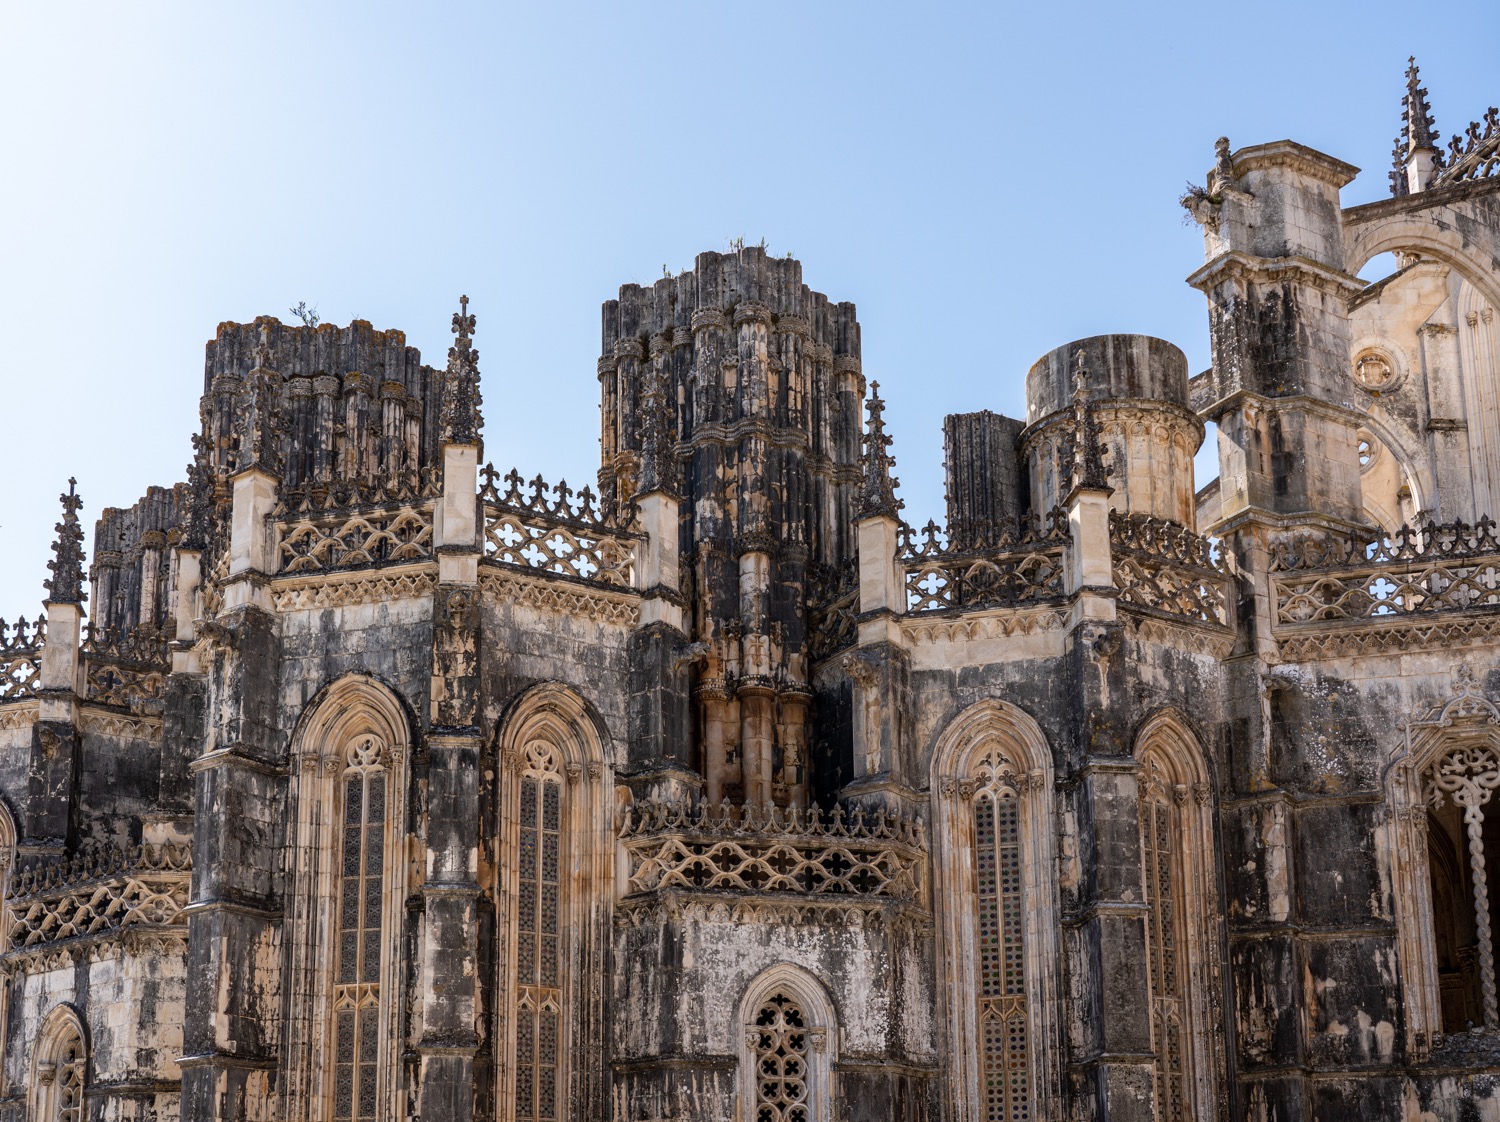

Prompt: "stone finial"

[1389,133,1410,198]
[440,294,484,446]
[635,360,678,499]
[44,478,87,604]
[856,382,901,519]
[1065,352,1111,495]
[1403,56,1439,154]
[236,348,285,477]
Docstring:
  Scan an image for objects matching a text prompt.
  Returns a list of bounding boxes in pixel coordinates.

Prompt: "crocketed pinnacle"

[44,478,87,604]
[634,361,678,499]
[1067,353,1111,495]
[856,382,901,519]
[1403,56,1438,154]
[440,294,484,446]
[1389,133,1410,198]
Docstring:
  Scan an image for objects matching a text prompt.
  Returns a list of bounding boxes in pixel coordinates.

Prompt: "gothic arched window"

[1139,754,1191,1122]
[1389,675,1500,1057]
[1421,741,1500,1032]
[1134,715,1222,1122]
[930,700,1060,1122]
[737,966,836,1122]
[30,1007,86,1122]
[283,674,412,1122]
[497,684,613,1122]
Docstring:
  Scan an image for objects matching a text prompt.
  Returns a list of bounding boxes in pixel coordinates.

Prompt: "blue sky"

[1,2,1496,620]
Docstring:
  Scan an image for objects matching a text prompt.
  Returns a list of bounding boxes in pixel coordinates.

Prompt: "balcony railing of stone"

[1433,106,1500,188]
[6,842,192,950]
[900,512,1071,614]
[480,464,639,590]
[1270,517,1500,624]
[273,475,440,574]
[81,623,170,713]
[806,559,858,663]
[0,615,45,703]
[619,800,925,902]
[1110,512,1232,626]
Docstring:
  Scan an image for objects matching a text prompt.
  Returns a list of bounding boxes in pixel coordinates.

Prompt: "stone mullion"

[1461,798,1500,1028]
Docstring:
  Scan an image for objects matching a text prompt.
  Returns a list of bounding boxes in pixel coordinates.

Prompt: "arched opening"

[29,1005,87,1122]
[496,683,613,1122]
[929,699,1059,1122]
[737,964,838,1122]
[1134,710,1223,1122]
[282,673,415,1122]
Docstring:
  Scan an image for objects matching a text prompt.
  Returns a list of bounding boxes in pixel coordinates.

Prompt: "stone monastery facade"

[3,61,1500,1122]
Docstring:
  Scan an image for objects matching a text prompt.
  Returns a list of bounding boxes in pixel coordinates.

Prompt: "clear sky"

[1,2,1496,621]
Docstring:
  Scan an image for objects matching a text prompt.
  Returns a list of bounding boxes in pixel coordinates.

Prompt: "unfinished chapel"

[4,62,1500,1122]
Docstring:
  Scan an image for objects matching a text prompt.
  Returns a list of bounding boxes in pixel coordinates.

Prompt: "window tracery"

[333,734,387,1122]
[738,968,834,1122]
[515,741,564,1122]
[929,701,1060,1122]
[1421,740,1500,1029]
[30,1009,86,1122]
[752,992,812,1122]
[1140,756,1189,1122]
[971,749,1031,1121]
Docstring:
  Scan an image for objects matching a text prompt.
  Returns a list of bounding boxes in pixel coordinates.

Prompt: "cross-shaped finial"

[452,294,476,343]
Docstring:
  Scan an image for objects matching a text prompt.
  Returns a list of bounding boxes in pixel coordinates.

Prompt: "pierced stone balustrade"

[899,513,1070,614]
[1271,518,1500,625]
[619,801,925,902]
[6,843,192,950]
[1109,511,1231,626]
[0,615,45,703]
[480,464,639,589]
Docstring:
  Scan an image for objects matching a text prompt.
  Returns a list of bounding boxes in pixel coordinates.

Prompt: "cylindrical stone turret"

[1023,334,1202,526]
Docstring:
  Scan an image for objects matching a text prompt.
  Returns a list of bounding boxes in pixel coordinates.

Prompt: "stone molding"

[479,565,640,627]
[271,562,438,612]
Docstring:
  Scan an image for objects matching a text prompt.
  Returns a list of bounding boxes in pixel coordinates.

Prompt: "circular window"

[1357,429,1380,472]
[1352,349,1399,393]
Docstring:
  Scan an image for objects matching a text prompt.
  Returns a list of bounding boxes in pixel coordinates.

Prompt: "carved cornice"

[78,708,164,741]
[1277,614,1500,661]
[1122,611,1236,657]
[479,565,640,627]
[270,563,438,612]
[902,606,1070,647]
[0,701,39,732]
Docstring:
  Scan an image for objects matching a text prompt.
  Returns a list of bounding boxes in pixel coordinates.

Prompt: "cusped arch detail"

[289,671,416,766]
[737,964,839,1122]
[1133,707,1212,790]
[497,681,612,773]
[929,697,1054,790]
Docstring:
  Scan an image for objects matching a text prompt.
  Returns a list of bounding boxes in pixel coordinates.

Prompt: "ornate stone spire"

[440,294,484,446]
[1066,352,1111,495]
[635,358,678,499]
[1403,56,1439,155]
[44,478,87,604]
[856,382,901,518]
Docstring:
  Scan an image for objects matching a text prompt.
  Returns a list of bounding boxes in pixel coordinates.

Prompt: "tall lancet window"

[31,1008,87,1122]
[931,700,1060,1122]
[515,741,564,1122]
[334,734,387,1122]
[973,756,1030,1120]
[1140,756,1188,1122]
[1132,714,1222,1122]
